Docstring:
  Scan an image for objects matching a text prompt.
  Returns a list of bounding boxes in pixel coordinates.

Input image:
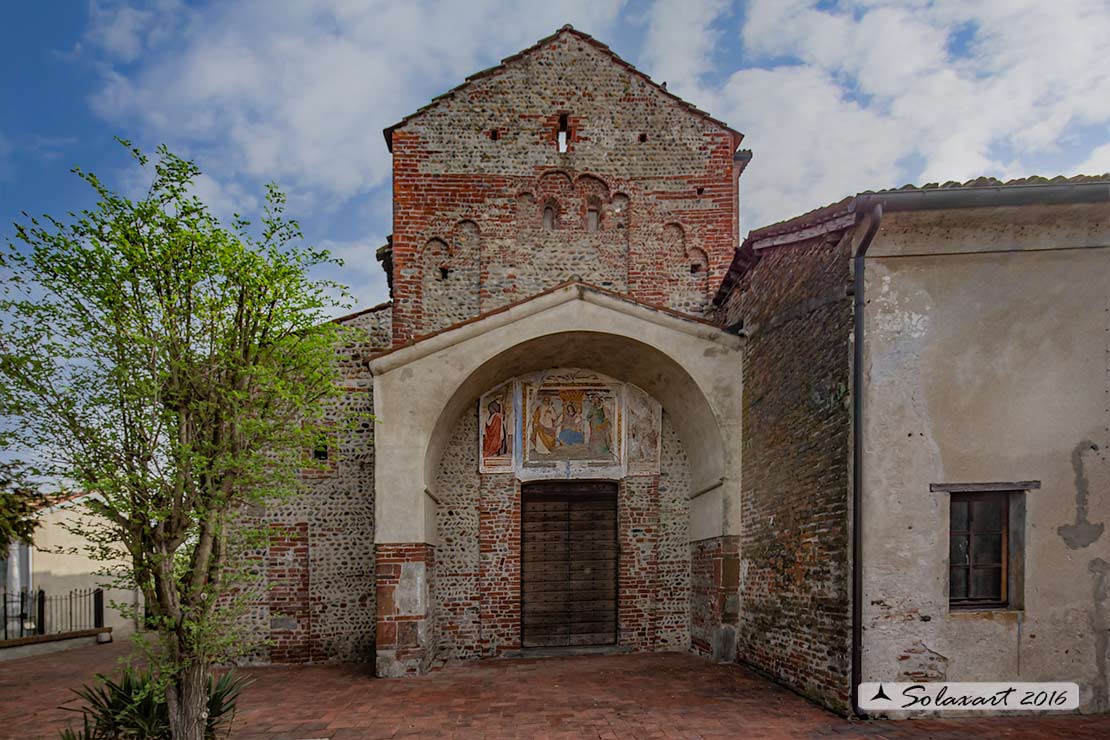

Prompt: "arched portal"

[368,283,743,676]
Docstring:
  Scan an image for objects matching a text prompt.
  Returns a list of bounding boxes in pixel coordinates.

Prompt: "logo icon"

[870,684,891,702]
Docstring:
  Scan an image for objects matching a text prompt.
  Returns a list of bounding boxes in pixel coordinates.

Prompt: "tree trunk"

[167,662,208,740]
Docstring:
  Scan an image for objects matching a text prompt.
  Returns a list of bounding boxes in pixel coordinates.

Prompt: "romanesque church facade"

[249,27,1110,716]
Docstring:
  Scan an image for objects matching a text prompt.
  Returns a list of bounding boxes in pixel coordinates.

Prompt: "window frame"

[948,491,1009,610]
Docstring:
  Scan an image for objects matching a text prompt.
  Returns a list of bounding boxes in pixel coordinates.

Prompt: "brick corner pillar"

[375,543,436,677]
[713,535,741,662]
[691,534,740,662]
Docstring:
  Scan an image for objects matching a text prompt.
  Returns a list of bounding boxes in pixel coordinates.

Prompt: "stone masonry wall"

[247,304,391,665]
[477,474,521,655]
[656,418,693,650]
[718,233,854,712]
[432,411,482,661]
[388,28,740,342]
[432,406,692,662]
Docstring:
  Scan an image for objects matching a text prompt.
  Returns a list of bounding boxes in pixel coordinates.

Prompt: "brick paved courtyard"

[2,639,1109,739]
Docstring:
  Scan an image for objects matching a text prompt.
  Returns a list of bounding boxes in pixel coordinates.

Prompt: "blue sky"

[2,0,1108,311]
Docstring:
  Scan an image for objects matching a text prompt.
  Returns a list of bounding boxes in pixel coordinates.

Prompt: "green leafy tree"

[0,460,40,551]
[0,141,351,740]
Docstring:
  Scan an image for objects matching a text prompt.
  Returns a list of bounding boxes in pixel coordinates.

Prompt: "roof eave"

[713,177,1110,306]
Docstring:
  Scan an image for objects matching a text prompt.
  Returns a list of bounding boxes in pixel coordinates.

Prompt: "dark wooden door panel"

[521,481,618,648]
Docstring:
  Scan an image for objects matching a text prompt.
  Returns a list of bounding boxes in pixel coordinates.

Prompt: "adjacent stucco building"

[244,26,1110,717]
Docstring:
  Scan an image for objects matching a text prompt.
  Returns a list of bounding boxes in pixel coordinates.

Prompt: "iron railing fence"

[1,588,104,641]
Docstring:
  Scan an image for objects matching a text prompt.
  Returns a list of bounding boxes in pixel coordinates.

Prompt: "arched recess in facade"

[429,334,721,487]
[368,283,744,546]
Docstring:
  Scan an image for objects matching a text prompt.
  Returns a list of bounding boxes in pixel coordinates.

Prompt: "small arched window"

[586,206,600,233]
[543,206,556,230]
[557,114,569,153]
[688,247,709,276]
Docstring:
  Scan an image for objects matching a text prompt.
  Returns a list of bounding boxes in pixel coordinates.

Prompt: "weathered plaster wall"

[31,503,142,637]
[388,28,740,342]
[719,231,854,712]
[375,543,435,677]
[431,407,692,662]
[860,204,1110,714]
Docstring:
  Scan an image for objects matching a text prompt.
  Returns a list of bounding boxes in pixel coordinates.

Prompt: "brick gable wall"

[388,33,739,342]
[717,232,854,712]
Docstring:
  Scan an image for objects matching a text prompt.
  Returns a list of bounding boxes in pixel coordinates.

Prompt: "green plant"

[0,460,40,550]
[59,666,249,740]
[1,139,351,739]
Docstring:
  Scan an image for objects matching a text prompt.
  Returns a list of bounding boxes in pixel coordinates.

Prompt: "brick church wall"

[432,407,692,661]
[717,233,854,712]
[388,30,740,343]
[243,304,391,664]
[656,419,693,650]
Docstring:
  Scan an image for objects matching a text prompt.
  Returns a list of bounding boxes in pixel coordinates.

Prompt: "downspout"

[850,200,882,717]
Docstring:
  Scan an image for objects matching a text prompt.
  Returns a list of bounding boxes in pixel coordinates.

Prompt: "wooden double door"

[521,481,618,648]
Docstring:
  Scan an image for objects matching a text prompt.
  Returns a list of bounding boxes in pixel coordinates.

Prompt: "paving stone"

[3,640,1108,739]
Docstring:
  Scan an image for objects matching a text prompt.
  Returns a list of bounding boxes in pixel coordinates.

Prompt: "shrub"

[59,667,249,740]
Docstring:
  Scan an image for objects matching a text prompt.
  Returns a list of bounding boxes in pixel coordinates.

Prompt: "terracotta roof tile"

[714,172,1110,306]
[748,172,1110,241]
[331,301,392,326]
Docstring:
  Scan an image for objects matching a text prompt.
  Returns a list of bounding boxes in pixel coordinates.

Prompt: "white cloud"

[86,0,1110,241]
[722,0,1110,228]
[639,0,728,108]
[1076,142,1110,176]
[85,0,185,62]
[89,0,625,205]
[318,237,391,310]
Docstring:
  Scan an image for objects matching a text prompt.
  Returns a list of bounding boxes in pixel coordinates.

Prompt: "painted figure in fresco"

[483,399,507,457]
[531,395,559,454]
[557,402,585,446]
[586,393,612,456]
[627,403,657,462]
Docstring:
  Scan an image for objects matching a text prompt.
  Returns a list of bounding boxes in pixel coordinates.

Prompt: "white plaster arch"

[369,283,743,545]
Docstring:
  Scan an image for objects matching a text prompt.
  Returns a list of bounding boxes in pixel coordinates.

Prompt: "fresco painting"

[478,369,660,478]
[524,371,620,467]
[478,380,514,472]
[626,384,662,474]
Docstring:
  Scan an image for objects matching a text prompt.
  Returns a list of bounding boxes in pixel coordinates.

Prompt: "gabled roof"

[331,301,391,326]
[749,173,1110,244]
[383,25,743,152]
[713,173,1110,305]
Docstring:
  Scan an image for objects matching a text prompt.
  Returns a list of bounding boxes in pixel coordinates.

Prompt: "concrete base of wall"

[0,628,113,661]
